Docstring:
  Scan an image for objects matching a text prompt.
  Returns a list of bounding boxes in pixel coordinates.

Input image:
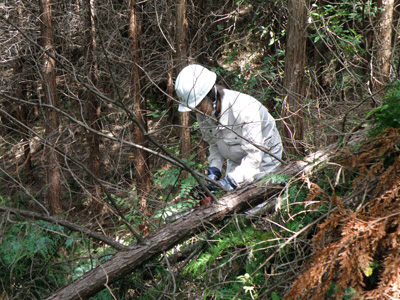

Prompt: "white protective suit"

[197,88,283,185]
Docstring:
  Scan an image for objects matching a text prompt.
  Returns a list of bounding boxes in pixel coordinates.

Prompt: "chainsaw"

[164,185,213,223]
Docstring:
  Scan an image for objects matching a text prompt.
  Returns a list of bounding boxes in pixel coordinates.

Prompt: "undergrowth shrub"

[369,82,400,136]
[0,218,115,299]
[0,220,70,299]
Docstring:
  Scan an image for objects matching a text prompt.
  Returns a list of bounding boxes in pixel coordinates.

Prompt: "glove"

[206,174,238,192]
[207,167,221,181]
[205,167,222,191]
[218,175,238,191]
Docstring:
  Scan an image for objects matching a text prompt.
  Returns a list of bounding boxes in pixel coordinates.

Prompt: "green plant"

[310,0,376,55]
[369,82,400,136]
[0,220,70,298]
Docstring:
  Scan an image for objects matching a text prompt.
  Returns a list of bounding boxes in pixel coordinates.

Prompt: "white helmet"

[175,64,217,112]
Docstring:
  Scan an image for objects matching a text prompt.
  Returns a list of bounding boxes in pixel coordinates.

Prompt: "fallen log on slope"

[44,182,283,300]
[45,135,364,300]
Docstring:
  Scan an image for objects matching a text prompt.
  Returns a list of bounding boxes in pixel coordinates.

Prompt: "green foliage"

[153,199,197,220]
[0,219,115,299]
[369,82,400,136]
[153,153,204,204]
[0,220,70,298]
[258,173,290,186]
[310,0,376,55]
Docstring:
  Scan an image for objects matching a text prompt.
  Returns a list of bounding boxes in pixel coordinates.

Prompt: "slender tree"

[282,0,308,156]
[176,0,191,161]
[129,0,151,215]
[372,0,394,98]
[39,0,62,215]
[84,0,103,217]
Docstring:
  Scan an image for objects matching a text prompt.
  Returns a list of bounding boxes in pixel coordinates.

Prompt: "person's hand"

[217,175,237,191]
[205,167,222,191]
[206,173,238,192]
[207,167,221,181]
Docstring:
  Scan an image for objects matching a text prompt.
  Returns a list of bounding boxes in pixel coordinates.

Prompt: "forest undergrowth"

[2,0,400,298]
[286,127,400,299]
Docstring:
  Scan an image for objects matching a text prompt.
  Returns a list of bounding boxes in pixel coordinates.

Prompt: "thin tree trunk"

[166,0,175,122]
[39,0,62,215]
[84,0,103,217]
[129,0,151,217]
[372,0,394,98]
[282,0,308,157]
[176,0,191,162]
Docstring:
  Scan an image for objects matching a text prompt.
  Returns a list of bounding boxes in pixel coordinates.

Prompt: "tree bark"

[84,0,103,217]
[282,0,308,157]
[129,0,151,216]
[39,0,62,215]
[176,0,191,162]
[372,0,394,98]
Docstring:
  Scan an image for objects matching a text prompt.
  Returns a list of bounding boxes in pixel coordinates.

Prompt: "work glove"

[206,173,238,192]
[207,167,222,181]
[218,175,238,191]
[205,167,221,191]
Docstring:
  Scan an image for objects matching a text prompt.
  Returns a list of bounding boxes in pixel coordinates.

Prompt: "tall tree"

[39,0,62,215]
[372,0,394,98]
[176,0,191,162]
[282,0,308,156]
[84,0,103,217]
[129,0,151,215]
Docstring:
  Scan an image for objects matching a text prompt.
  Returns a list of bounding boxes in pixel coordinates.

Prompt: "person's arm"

[228,102,272,183]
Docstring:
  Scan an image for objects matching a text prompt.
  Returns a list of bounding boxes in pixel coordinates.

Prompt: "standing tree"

[282,0,309,156]
[176,0,191,162]
[39,0,62,215]
[129,0,151,215]
[83,0,103,217]
[372,0,394,98]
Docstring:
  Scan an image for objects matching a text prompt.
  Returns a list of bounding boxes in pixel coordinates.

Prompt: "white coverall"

[197,89,283,185]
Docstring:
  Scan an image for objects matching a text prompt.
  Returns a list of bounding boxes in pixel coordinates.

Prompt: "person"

[175,64,283,191]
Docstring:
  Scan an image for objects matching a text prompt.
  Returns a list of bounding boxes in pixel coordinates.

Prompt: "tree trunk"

[372,0,394,98]
[39,0,62,215]
[84,0,103,217]
[282,0,308,157]
[176,0,191,162]
[129,0,151,216]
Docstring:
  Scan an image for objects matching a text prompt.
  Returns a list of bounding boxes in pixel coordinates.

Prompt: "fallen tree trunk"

[44,182,283,300]
[45,134,364,299]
